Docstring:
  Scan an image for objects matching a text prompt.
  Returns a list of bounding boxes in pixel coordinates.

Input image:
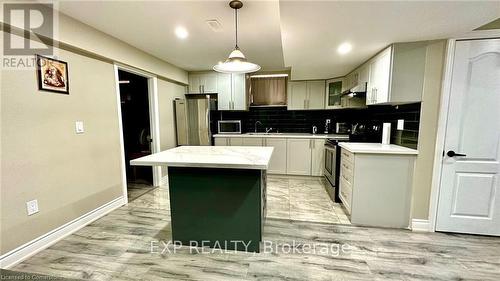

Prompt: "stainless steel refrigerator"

[174,94,217,146]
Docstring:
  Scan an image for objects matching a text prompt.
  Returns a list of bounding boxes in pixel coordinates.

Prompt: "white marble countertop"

[130,146,274,170]
[213,133,349,140]
[339,142,418,155]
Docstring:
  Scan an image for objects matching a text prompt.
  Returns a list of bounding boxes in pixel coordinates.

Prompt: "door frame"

[113,63,161,203]
[428,30,500,232]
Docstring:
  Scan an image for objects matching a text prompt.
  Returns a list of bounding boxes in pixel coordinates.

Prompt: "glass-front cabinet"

[325,78,343,109]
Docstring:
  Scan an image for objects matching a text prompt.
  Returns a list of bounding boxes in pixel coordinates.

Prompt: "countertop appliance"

[174,94,217,146]
[324,122,382,203]
[218,120,242,134]
[335,122,350,134]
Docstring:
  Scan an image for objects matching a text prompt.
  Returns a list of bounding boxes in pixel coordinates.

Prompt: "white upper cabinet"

[216,73,232,110]
[307,80,326,109]
[288,81,308,109]
[231,73,247,110]
[366,42,427,105]
[325,78,343,109]
[215,73,247,111]
[288,80,325,110]
[188,72,217,94]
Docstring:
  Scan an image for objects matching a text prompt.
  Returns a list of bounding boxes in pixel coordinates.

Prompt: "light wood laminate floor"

[267,175,351,224]
[12,176,500,280]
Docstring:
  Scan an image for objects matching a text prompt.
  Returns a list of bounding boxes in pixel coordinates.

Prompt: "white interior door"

[436,39,500,236]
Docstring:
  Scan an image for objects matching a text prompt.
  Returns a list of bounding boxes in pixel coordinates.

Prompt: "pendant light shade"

[213,47,261,74]
[213,0,261,74]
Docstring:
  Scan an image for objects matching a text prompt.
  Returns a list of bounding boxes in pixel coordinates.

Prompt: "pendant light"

[213,0,261,74]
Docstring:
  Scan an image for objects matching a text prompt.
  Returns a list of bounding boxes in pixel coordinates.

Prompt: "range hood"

[249,75,287,107]
[342,82,367,97]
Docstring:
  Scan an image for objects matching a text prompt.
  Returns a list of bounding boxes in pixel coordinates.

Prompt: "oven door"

[324,144,336,184]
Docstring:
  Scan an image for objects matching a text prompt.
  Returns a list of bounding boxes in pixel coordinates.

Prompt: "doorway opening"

[118,69,155,201]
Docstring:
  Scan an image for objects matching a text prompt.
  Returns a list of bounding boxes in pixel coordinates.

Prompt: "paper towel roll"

[382,123,391,144]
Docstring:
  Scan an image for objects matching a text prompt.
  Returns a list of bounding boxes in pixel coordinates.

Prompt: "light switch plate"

[75,121,84,134]
[397,119,404,130]
[26,199,39,216]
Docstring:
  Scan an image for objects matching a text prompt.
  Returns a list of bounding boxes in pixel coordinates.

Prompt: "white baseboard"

[0,196,125,269]
[411,219,431,232]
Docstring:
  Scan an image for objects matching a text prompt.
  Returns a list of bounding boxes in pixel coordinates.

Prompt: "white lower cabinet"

[310,139,325,176]
[242,137,263,146]
[214,137,228,146]
[214,136,325,176]
[339,148,416,228]
[286,139,312,175]
[229,137,243,146]
[265,138,287,174]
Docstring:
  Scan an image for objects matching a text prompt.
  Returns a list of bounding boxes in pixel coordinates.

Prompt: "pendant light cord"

[234,8,238,49]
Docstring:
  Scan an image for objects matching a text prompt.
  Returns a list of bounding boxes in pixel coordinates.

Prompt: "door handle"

[447,150,466,157]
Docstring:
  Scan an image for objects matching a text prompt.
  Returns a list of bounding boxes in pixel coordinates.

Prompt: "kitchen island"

[130,146,273,252]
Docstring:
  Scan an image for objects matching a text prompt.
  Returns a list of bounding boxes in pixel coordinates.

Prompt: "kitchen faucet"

[265,127,273,133]
[254,121,263,133]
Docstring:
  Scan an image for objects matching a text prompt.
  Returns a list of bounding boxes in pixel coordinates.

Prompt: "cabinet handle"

[303,100,306,109]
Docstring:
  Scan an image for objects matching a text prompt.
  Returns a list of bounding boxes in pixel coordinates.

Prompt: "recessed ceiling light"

[175,26,188,39]
[337,42,352,55]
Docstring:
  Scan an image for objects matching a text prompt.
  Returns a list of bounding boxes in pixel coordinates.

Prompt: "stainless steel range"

[324,122,382,203]
[323,138,345,203]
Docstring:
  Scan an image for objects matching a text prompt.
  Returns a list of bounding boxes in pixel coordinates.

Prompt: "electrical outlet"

[26,199,39,216]
[75,121,84,134]
[397,119,405,130]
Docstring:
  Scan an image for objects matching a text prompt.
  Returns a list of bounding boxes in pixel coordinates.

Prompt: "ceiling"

[57,0,285,72]
[57,1,500,80]
[280,1,500,79]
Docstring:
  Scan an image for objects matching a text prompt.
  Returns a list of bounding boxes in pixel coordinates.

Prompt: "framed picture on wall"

[36,55,69,94]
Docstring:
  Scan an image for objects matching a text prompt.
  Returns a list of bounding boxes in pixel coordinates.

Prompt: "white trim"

[411,219,431,232]
[114,64,129,204]
[114,64,162,196]
[0,197,125,269]
[429,31,500,232]
[453,29,500,40]
[148,77,162,187]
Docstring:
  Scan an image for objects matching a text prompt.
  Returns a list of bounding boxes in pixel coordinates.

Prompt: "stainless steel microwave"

[217,120,242,134]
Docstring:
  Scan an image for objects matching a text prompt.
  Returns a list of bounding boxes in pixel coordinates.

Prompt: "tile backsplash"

[211,103,421,149]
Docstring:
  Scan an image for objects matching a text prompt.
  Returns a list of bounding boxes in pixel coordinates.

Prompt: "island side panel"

[168,167,263,252]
